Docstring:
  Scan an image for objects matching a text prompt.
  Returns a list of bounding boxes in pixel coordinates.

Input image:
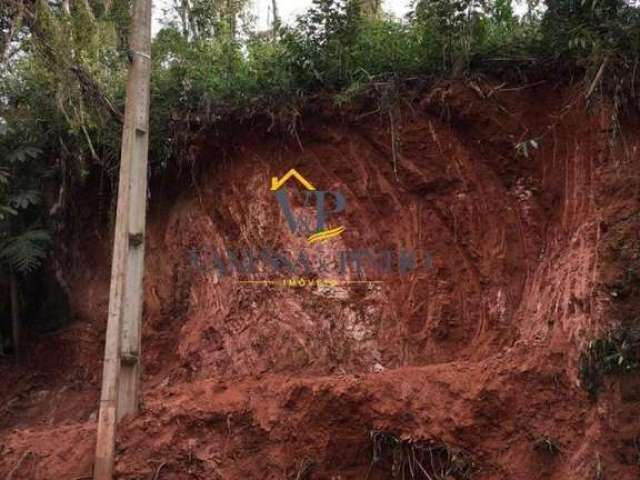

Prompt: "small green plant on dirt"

[609,267,640,302]
[579,327,640,397]
[533,435,561,456]
[366,430,473,480]
[514,138,539,158]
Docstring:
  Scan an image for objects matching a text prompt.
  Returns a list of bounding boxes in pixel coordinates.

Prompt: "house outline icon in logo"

[270,169,316,191]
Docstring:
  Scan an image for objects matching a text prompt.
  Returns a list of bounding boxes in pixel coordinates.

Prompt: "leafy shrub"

[579,328,640,397]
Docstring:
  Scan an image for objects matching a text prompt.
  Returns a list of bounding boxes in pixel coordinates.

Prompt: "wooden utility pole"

[93,0,152,477]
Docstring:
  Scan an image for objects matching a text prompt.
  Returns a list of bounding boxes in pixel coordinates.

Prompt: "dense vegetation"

[1,0,640,350]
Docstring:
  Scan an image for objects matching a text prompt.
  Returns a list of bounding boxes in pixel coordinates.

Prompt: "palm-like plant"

[0,142,51,355]
[0,145,50,274]
[0,229,51,274]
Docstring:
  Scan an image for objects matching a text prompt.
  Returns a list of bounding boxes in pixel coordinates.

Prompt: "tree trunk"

[271,0,280,35]
[180,0,198,40]
[227,0,237,40]
[10,271,20,356]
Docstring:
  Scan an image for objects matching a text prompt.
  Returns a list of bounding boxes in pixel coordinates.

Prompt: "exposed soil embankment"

[1,80,640,479]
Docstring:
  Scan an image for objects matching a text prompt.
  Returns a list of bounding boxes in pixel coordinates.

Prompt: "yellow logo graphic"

[271,169,345,244]
[307,226,345,244]
[270,168,316,191]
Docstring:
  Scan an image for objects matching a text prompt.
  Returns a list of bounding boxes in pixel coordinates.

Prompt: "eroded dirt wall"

[1,80,639,480]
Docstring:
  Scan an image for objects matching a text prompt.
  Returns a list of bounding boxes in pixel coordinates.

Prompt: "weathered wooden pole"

[116,7,152,422]
[93,0,152,477]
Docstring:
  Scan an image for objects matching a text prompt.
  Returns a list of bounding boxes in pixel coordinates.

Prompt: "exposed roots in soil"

[367,431,473,480]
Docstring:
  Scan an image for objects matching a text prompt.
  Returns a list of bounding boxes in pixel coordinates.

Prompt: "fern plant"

[0,145,50,274]
[0,141,51,353]
[0,229,51,274]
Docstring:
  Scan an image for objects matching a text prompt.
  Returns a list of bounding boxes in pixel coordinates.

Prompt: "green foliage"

[491,0,513,24]
[0,141,51,276]
[0,204,16,221]
[6,146,42,164]
[412,0,487,73]
[8,190,41,210]
[579,328,640,397]
[0,167,10,186]
[281,11,425,91]
[5,0,126,183]
[188,0,249,40]
[3,0,640,183]
[540,0,640,115]
[0,229,51,274]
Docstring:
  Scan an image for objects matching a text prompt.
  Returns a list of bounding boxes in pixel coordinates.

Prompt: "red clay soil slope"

[1,80,640,479]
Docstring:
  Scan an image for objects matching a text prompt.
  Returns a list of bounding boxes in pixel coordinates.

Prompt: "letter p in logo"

[314,191,346,233]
